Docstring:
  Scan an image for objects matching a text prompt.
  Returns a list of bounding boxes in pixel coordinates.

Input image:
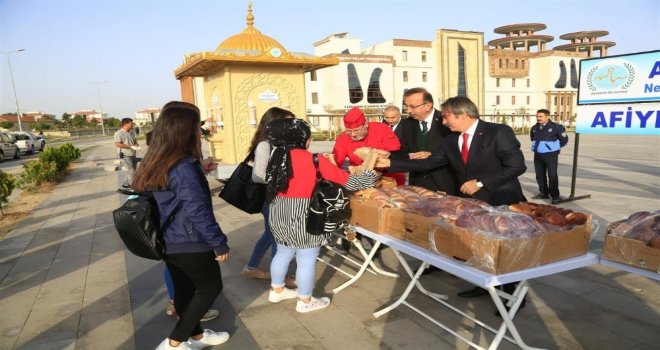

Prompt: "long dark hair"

[132,101,202,191]
[246,107,295,162]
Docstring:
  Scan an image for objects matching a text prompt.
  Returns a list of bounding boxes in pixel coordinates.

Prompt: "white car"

[10,131,38,155]
[0,131,21,162]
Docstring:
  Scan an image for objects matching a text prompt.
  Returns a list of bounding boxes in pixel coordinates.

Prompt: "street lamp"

[2,49,26,132]
[89,81,108,136]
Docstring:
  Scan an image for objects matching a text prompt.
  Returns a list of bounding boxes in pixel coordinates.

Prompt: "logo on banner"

[586,62,635,92]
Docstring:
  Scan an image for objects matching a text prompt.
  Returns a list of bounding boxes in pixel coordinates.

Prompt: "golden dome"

[216,3,288,55]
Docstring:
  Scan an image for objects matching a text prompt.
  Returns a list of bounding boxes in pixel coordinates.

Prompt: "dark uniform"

[530,120,569,200]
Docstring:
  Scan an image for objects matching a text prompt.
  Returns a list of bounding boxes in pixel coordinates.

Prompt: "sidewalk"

[0,135,658,350]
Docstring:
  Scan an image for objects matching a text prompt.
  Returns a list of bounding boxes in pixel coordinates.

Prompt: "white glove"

[130,146,142,151]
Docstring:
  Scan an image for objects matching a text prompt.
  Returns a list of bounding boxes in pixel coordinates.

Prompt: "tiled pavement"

[0,135,658,350]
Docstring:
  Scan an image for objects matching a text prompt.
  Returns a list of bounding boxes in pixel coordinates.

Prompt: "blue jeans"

[246,204,276,269]
[270,244,321,298]
[164,265,175,299]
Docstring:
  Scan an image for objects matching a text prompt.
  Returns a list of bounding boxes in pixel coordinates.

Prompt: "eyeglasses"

[403,102,427,110]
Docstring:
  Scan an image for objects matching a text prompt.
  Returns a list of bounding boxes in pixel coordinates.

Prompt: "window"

[506,59,509,68]
[310,70,317,81]
[555,61,567,88]
[522,60,526,69]
[515,59,519,68]
[347,64,363,103]
[512,78,516,88]
[311,92,319,104]
[422,71,427,82]
[496,78,500,87]
[499,59,503,68]
[526,96,530,104]
[496,96,500,104]
[367,68,386,103]
[527,79,530,88]
[570,59,579,88]
[421,51,427,62]
[554,96,558,105]
[402,50,408,61]
[403,71,408,82]
[309,116,319,126]
[511,96,516,105]
[457,44,467,97]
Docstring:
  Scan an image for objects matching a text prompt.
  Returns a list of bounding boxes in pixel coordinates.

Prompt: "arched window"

[367,68,386,103]
[457,45,467,97]
[555,61,567,88]
[347,64,363,103]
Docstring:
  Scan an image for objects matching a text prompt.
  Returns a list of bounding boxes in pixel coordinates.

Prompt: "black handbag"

[218,154,266,214]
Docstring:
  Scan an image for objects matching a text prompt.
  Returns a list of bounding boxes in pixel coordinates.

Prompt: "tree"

[71,115,86,128]
[60,113,72,129]
[0,121,14,130]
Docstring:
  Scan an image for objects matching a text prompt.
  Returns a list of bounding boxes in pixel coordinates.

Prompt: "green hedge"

[0,170,17,215]
[19,143,81,191]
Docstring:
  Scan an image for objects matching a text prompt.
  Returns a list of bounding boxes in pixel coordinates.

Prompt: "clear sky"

[1,0,658,119]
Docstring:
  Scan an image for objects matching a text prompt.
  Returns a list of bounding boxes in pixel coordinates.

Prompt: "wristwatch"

[476,180,484,188]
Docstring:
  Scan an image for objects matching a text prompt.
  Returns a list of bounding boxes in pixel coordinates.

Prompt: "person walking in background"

[133,101,230,350]
[530,109,569,204]
[265,118,376,313]
[241,107,295,289]
[113,118,140,189]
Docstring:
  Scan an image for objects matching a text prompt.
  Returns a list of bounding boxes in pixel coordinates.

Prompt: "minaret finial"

[246,1,254,27]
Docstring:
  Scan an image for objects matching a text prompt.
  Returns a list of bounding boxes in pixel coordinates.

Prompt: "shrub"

[0,170,17,215]
[38,143,80,173]
[18,160,58,191]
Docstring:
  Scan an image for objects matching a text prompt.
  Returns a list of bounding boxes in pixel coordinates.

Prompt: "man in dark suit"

[379,96,527,312]
[382,106,406,142]
[396,87,458,195]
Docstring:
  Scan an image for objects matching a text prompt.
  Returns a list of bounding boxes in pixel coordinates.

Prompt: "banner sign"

[576,103,660,135]
[578,50,660,105]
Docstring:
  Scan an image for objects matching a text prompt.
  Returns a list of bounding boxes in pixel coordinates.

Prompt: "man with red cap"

[332,107,401,181]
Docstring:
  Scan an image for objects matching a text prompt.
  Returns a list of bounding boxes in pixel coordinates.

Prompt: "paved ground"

[0,134,658,350]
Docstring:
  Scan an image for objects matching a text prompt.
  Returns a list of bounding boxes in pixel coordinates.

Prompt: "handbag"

[218,154,266,214]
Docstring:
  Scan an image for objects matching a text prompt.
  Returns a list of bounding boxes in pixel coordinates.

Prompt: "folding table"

[599,258,660,281]
[335,226,599,350]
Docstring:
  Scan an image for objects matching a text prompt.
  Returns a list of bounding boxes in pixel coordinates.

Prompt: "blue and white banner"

[578,50,660,105]
[576,103,660,135]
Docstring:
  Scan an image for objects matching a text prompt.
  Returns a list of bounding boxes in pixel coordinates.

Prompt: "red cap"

[343,107,366,129]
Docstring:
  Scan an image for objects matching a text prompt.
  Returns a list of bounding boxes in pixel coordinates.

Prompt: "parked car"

[10,131,38,155]
[0,131,21,162]
[34,133,46,150]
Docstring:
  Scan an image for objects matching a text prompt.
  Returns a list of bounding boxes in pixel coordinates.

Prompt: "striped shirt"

[269,149,375,248]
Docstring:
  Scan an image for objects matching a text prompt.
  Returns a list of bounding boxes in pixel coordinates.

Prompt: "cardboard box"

[349,196,404,239]
[401,212,444,250]
[429,218,592,274]
[603,234,660,273]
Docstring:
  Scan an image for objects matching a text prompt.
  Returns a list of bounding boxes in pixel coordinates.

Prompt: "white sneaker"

[188,329,230,350]
[267,288,298,303]
[296,296,331,313]
[200,309,219,322]
[155,338,192,350]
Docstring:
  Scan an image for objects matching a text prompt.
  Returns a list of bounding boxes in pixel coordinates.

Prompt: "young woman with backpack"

[264,118,377,313]
[132,101,230,350]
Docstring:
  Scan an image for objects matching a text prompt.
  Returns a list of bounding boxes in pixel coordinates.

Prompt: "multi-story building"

[134,108,161,126]
[306,24,614,129]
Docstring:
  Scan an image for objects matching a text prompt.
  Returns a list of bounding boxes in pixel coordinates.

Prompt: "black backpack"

[307,154,351,236]
[113,192,178,260]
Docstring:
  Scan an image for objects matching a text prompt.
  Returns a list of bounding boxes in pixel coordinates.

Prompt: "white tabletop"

[599,258,660,281]
[355,226,600,288]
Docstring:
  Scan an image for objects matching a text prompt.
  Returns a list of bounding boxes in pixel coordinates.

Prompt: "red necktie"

[461,133,469,164]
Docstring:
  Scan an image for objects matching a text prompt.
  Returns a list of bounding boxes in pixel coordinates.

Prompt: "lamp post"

[2,49,26,132]
[89,81,107,136]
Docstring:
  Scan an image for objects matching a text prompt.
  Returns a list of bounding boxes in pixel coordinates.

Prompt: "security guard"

[530,109,569,204]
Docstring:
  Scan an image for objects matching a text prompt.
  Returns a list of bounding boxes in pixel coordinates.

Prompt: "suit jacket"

[383,117,408,142]
[395,109,458,194]
[390,120,526,206]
